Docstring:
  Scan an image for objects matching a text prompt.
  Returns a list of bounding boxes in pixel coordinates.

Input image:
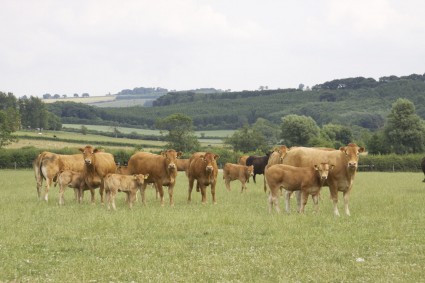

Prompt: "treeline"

[115,87,168,96]
[0,146,422,172]
[47,74,425,131]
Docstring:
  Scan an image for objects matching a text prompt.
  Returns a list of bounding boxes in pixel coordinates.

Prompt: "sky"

[1,0,424,98]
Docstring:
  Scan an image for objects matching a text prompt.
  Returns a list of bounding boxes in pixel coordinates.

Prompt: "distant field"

[8,130,165,151]
[42,95,116,104]
[1,170,424,282]
[88,98,153,108]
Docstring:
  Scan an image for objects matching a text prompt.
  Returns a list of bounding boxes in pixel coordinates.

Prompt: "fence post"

[14,162,17,170]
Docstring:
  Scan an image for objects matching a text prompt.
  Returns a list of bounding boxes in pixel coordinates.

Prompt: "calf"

[246,153,271,183]
[265,163,332,213]
[222,163,254,193]
[55,170,94,205]
[104,173,149,210]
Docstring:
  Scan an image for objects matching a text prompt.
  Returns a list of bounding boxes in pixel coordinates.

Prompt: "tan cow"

[126,149,182,206]
[79,145,117,204]
[187,152,220,204]
[238,155,249,166]
[33,151,85,202]
[223,163,254,193]
[263,145,289,192]
[104,173,149,210]
[176,158,190,174]
[54,170,94,205]
[265,163,332,213]
[281,143,365,216]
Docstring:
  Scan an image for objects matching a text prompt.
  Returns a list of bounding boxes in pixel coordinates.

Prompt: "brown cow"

[281,143,365,216]
[187,152,220,204]
[265,163,332,213]
[79,145,117,204]
[263,145,289,192]
[223,163,254,193]
[176,158,190,174]
[54,170,94,205]
[104,173,149,210]
[238,155,249,166]
[116,164,158,199]
[33,151,85,202]
[126,149,182,206]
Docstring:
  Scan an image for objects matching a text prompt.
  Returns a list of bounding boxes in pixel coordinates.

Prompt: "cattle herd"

[33,143,365,216]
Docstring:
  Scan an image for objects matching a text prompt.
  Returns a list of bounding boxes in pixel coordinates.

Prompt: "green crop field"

[1,170,424,282]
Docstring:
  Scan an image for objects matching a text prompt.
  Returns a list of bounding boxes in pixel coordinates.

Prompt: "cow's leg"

[211,182,217,204]
[343,191,351,216]
[129,191,136,209]
[106,189,111,210]
[188,178,194,203]
[58,184,66,206]
[73,188,79,202]
[140,183,148,205]
[110,190,117,211]
[44,178,53,202]
[200,184,207,204]
[157,184,165,207]
[99,180,105,204]
[329,187,340,216]
[285,190,292,213]
[90,188,96,204]
[253,174,257,183]
[224,178,231,191]
[268,190,280,213]
[295,191,302,213]
[312,193,320,213]
[36,177,43,200]
[168,184,174,207]
[241,181,246,193]
[299,190,308,213]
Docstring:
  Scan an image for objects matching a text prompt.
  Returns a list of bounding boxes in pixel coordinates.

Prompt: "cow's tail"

[33,153,46,198]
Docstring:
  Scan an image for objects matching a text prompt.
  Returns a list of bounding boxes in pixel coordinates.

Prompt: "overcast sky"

[1,0,424,97]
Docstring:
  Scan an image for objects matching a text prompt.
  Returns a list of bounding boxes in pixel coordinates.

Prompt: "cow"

[33,151,85,202]
[116,165,131,175]
[263,145,289,192]
[222,163,254,193]
[54,170,94,205]
[281,143,365,216]
[187,152,220,204]
[79,145,117,204]
[126,149,182,206]
[245,153,271,183]
[104,173,149,210]
[421,157,425,182]
[176,158,190,174]
[265,163,333,213]
[238,155,249,166]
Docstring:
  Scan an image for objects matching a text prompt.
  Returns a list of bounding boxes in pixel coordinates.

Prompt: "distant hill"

[47,73,425,131]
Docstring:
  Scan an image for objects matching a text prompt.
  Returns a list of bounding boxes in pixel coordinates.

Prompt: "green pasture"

[1,170,424,282]
[62,124,234,138]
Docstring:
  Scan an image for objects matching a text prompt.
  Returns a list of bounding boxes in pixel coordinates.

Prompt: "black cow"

[421,157,425,182]
[246,153,271,183]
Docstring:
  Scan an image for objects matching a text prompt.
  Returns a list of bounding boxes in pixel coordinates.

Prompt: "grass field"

[42,96,116,104]
[1,170,424,282]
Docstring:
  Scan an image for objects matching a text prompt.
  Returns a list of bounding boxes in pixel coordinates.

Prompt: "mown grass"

[1,170,424,282]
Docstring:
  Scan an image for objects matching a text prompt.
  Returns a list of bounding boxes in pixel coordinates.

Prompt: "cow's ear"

[199,155,205,160]
[93,149,99,153]
[339,146,346,152]
[359,147,365,153]
[79,148,84,153]
[133,174,138,179]
[314,165,319,171]
[177,151,183,158]
[161,151,166,157]
[214,154,220,160]
[144,174,149,179]
[330,165,335,170]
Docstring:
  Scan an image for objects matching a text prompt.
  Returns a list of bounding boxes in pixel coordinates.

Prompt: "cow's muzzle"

[206,165,214,173]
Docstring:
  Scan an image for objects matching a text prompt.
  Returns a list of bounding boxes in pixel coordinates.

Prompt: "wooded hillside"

[47,74,425,131]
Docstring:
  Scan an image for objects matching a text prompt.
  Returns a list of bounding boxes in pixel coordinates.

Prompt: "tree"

[82,93,90,98]
[252,118,280,146]
[73,93,79,98]
[81,125,88,135]
[156,113,200,152]
[321,123,354,148]
[0,92,19,148]
[224,125,267,153]
[280,114,320,146]
[384,98,425,154]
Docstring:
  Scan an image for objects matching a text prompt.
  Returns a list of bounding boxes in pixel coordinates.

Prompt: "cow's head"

[246,165,254,177]
[200,152,220,173]
[340,143,365,169]
[79,145,99,166]
[273,145,288,162]
[314,163,334,182]
[134,174,149,186]
[161,149,182,171]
